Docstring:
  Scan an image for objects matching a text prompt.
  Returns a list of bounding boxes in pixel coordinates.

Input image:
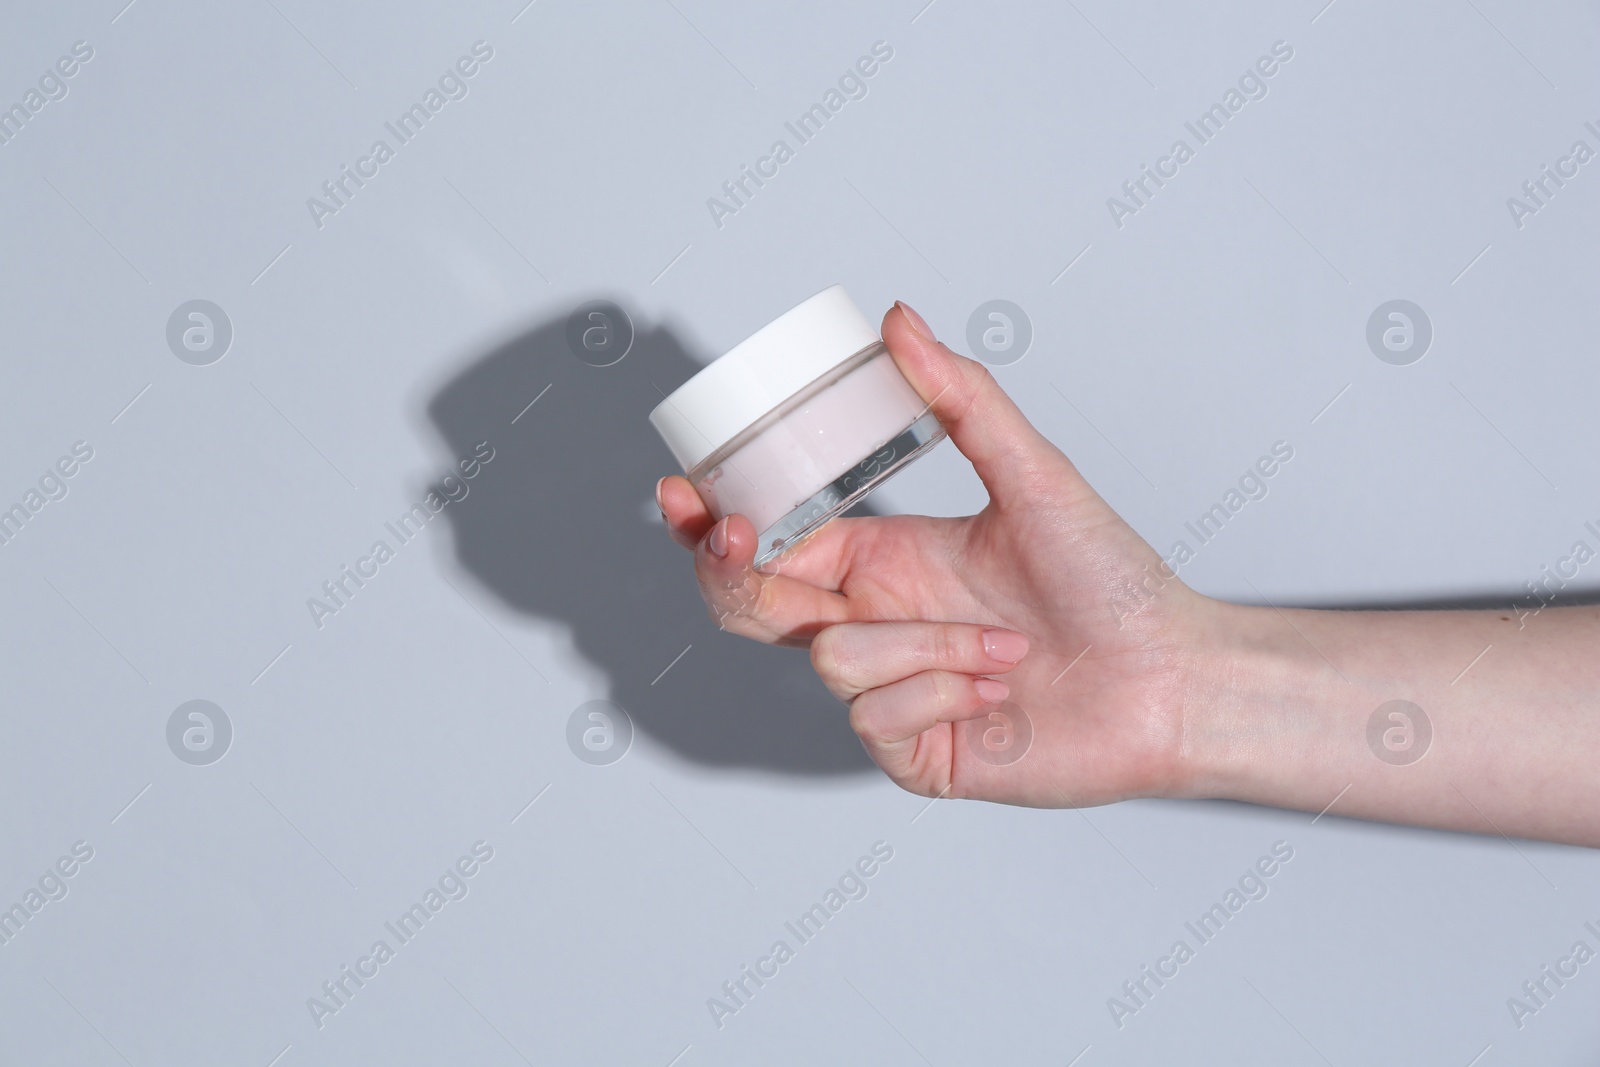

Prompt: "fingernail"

[707,517,729,558]
[982,628,1029,664]
[655,477,668,512]
[895,300,936,342]
[974,678,1009,704]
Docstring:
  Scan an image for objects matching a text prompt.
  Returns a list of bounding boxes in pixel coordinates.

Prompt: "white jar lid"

[650,284,881,472]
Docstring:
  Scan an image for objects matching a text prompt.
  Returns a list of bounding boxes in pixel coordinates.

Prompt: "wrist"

[1166,597,1377,807]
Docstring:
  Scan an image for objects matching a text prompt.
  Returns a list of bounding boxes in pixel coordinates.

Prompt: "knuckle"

[889,774,930,798]
[701,570,764,633]
[959,359,997,412]
[847,696,884,747]
[928,625,962,671]
[817,626,870,689]
[927,669,957,709]
[809,627,841,680]
[934,364,985,428]
[967,357,997,390]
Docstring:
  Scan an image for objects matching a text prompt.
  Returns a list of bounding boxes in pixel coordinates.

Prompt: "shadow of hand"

[425,303,875,774]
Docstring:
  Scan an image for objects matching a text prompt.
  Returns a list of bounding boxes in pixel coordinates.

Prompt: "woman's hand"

[661,301,1600,847]
[658,302,1225,808]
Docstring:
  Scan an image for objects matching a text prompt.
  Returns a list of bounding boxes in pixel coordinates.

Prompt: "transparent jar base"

[752,411,945,568]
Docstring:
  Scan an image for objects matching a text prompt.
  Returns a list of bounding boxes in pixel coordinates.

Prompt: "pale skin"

[658,302,1600,849]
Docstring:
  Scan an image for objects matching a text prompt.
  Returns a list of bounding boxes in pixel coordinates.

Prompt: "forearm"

[1181,601,1600,847]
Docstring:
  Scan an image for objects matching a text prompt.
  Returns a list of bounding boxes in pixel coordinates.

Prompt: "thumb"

[883,301,1076,509]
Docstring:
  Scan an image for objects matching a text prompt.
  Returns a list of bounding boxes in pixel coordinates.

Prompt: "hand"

[660,303,1600,847]
[658,302,1222,808]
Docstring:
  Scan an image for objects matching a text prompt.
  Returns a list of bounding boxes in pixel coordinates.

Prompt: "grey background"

[2,0,1597,1064]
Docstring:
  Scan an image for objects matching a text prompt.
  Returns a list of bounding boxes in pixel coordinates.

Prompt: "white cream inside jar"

[650,286,945,566]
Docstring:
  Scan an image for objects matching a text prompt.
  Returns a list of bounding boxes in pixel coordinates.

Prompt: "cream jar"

[650,286,945,567]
